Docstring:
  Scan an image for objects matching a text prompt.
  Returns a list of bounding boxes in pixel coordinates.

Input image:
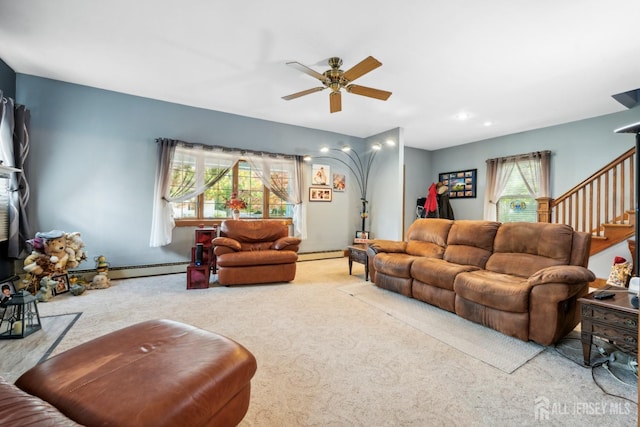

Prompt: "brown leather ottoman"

[15,319,257,427]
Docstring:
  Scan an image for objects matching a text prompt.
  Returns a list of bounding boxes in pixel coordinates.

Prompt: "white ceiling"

[1,0,639,150]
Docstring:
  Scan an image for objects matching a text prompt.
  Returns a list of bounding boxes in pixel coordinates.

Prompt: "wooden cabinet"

[579,287,638,365]
[187,227,217,290]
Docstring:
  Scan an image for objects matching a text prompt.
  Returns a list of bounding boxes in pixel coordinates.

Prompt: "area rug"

[338,282,544,373]
[0,312,82,382]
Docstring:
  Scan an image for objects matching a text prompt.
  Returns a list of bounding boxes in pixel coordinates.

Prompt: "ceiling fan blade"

[330,91,342,113]
[282,87,326,101]
[346,84,392,101]
[342,56,382,82]
[286,61,329,83]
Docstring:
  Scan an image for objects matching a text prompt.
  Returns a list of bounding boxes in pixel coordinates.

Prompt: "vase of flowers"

[225,192,247,220]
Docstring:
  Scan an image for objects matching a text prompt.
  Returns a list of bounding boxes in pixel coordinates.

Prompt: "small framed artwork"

[52,274,70,295]
[438,169,477,199]
[1,280,16,305]
[311,164,330,186]
[309,186,332,202]
[333,173,346,191]
[355,231,369,239]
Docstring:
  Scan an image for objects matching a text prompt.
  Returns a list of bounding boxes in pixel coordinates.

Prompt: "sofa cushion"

[217,249,298,267]
[411,258,480,291]
[221,220,288,242]
[485,222,574,277]
[0,376,80,427]
[454,270,531,313]
[443,220,500,268]
[405,218,452,257]
[373,253,421,279]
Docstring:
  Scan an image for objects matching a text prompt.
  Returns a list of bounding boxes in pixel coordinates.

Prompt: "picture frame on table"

[0,280,16,305]
[438,168,477,199]
[309,186,332,202]
[52,274,70,295]
[355,231,369,239]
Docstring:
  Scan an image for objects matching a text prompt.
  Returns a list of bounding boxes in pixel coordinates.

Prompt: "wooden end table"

[579,285,638,366]
[347,244,369,281]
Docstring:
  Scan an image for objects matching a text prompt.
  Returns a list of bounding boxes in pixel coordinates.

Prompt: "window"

[496,160,538,222]
[484,151,550,222]
[169,147,294,224]
[151,139,305,247]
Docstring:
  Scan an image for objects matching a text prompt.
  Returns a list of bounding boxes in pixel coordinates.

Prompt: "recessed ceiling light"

[455,112,470,120]
[483,121,493,127]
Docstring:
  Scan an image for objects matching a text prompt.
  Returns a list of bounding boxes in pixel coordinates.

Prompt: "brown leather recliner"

[213,220,301,285]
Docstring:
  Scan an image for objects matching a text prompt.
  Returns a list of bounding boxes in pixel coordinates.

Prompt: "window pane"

[269,170,292,217]
[497,197,537,222]
[238,162,263,218]
[170,153,197,218]
[497,159,538,222]
[203,168,232,218]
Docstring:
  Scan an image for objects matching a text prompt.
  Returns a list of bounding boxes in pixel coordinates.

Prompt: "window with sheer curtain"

[150,139,306,247]
[484,151,550,222]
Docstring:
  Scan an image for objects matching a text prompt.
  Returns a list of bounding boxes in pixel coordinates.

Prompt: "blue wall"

[428,106,640,277]
[5,62,640,277]
[15,75,396,268]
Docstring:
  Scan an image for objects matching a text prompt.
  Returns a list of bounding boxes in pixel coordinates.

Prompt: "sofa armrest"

[212,237,242,251]
[274,237,301,251]
[368,239,407,255]
[528,265,596,286]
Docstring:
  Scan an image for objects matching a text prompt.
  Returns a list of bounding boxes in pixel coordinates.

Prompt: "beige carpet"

[4,258,638,426]
[338,282,543,373]
[0,313,81,382]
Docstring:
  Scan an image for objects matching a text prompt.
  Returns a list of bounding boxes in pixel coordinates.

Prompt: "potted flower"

[225,192,247,220]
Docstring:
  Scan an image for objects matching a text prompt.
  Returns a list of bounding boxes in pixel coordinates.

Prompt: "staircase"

[542,147,636,256]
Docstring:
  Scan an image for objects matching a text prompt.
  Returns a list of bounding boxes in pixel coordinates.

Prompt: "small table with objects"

[578,285,638,366]
[347,244,369,281]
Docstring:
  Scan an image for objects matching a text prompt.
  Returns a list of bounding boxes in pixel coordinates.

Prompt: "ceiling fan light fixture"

[282,56,391,113]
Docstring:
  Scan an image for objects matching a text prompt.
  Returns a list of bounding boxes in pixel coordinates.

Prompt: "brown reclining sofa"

[368,219,595,346]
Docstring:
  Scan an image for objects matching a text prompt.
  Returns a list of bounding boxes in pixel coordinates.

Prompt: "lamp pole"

[614,121,640,277]
[314,145,381,232]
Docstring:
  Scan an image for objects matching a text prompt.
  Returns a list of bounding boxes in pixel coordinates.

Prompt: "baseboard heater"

[65,250,345,280]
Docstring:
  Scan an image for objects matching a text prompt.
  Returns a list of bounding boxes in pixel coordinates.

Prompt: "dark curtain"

[12,105,31,257]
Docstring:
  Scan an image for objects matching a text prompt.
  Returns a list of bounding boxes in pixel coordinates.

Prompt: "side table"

[347,244,369,281]
[579,286,638,366]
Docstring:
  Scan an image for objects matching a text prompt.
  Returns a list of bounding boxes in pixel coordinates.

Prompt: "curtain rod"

[155,138,297,159]
[486,150,551,163]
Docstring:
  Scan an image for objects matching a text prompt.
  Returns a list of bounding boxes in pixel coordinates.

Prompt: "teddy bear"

[65,232,87,269]
[23,230,88,294]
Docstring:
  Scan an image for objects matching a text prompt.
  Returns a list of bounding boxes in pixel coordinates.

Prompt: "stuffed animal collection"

[22,230,87,294]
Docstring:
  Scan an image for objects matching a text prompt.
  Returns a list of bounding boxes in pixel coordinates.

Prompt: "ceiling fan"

[282,56,392,113]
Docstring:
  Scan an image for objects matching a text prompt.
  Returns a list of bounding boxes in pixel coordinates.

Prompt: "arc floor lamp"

[615,121,640,299]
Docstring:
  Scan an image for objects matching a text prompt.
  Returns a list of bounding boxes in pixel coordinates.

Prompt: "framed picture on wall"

[309,186,332,202]
[438,169,477,199]
[311,164,330,186]
[333,173,345,191]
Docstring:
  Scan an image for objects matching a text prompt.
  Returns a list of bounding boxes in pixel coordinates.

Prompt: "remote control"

[594,291,615,300]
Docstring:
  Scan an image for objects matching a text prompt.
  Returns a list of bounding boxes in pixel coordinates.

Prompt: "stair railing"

[544,147,635,239]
